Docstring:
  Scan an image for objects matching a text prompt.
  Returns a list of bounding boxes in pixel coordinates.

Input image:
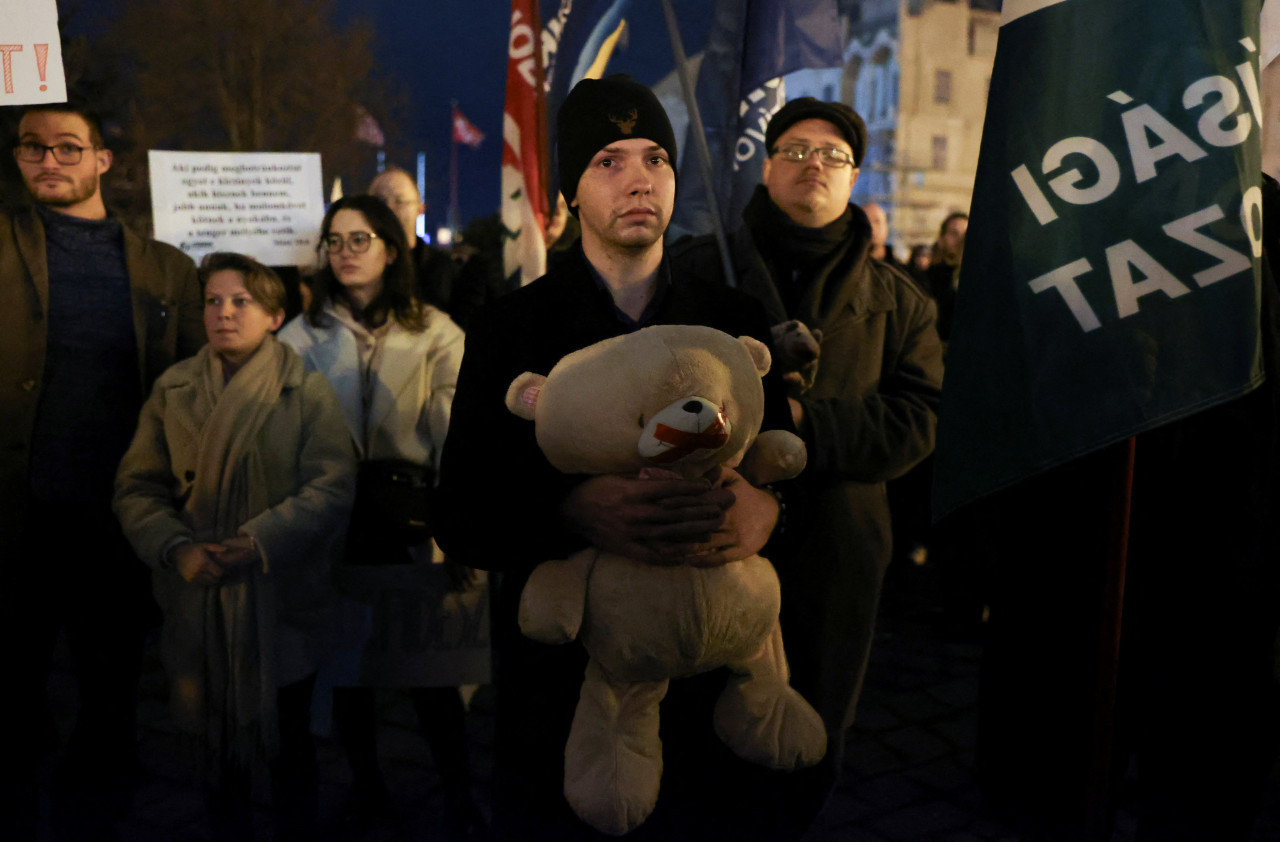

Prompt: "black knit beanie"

[556,74,678,213]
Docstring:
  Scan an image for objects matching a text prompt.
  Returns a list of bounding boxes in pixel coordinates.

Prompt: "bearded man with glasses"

[672,97,945,823]
[0,102,203,841]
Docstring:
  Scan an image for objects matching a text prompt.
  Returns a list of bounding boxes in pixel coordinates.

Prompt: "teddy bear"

[770,319,824,398]
[505,324,827,836]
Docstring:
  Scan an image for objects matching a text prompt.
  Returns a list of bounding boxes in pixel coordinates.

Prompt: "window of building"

[934,69,952,104]
[932,135,948,171]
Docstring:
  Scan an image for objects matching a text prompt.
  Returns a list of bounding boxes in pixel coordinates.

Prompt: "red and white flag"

[501,0,549,286]
[354,105,385,148]
[451,105,485,149]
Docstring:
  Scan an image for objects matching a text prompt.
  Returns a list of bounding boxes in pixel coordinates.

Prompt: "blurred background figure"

[369,166,467,321]
[279,195,487,841]
[114,252,356,842]
[925,212,967,344]
[862,202,904,269]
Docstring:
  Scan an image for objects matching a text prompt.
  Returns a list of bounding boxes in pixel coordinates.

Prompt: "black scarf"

[742,184,866,318]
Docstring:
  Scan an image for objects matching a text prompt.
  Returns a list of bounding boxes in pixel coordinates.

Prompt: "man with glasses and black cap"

[0,102,203,840]
[436,75,805,841]
[673,97,945,814]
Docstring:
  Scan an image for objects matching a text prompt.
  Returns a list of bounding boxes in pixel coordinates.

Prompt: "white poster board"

[0,0,67,105]
[149,150,325,266]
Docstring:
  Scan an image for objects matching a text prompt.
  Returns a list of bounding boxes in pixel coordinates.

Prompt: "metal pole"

[659,0,738,289]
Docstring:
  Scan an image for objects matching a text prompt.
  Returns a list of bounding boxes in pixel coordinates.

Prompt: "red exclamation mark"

[34,44,48,91]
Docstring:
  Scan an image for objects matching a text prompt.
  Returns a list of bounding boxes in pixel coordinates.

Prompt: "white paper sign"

[148,150,325,266]
[0,0,67,105]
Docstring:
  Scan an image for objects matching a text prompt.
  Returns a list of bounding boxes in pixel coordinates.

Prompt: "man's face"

[369,170,423,244]
[864,203,888,248]
[762,118,858,228]
[571,138,674,254]
[15,111,111,215]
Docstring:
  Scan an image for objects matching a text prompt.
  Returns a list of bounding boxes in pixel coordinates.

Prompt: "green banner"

[934,0,1265,517]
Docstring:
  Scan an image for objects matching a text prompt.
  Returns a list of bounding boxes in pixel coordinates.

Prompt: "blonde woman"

[114,252,355,841]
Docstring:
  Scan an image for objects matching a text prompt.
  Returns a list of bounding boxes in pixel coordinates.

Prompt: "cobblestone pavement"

[34,558,1280,841]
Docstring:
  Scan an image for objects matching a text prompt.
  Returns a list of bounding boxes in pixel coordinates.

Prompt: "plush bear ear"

[505,372,547,419]
[738,335,772,377]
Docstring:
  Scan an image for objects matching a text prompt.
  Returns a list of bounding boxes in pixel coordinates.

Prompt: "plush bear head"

[506,324,773,479]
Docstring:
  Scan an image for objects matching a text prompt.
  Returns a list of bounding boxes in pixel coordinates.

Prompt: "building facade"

[786,0,1001,254]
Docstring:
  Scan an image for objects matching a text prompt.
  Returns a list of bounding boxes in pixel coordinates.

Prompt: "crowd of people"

[2,69,1277,842]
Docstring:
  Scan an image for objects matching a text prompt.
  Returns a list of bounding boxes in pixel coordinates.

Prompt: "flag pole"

[1086,435,1135,838]
[659,0,738,289]
[450,100,461,236]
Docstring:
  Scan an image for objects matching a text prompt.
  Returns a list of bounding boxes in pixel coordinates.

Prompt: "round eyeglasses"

[13,141,97,166]
[772,144,856,169]
[321,232,381,254]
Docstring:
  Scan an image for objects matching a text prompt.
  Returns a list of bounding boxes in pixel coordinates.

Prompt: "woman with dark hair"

[114,252,356,841]
[279,195,486,838]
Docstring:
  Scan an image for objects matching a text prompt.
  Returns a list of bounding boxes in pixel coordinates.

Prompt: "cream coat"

[278,304,463,473]
[114,345,356,683]
[278,304,475,691]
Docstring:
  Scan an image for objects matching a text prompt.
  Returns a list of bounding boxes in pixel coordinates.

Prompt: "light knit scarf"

[156,336,292,776]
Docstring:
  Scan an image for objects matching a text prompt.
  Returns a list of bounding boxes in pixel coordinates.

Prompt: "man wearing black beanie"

[672,98,945,823]
[437,76,802,841]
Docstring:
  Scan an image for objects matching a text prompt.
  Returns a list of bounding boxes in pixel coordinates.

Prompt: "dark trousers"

[3,502,155,839]
[333,684,472,800]
[976,432,1280,841]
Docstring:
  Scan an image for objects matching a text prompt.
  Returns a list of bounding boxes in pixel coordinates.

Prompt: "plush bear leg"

[714,619,827,770]
[564,658,669,836]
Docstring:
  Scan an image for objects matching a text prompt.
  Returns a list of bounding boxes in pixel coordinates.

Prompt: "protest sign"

[149,150,325,266]
[933,0,1264,518]
[0,0,66,106]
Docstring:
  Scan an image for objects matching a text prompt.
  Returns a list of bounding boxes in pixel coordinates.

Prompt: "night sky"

[60,0,716,236]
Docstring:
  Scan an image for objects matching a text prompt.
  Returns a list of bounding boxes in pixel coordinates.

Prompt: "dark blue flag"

[933,0,1265,518]
[671,0,843,239]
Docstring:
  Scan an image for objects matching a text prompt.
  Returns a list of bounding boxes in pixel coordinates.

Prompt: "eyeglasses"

[13,141,97,166]
[772,144,856,169]
[321,231,380,254]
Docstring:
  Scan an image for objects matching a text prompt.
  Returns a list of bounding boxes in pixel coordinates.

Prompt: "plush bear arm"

[737,430,807,486]
[518,547,598,644]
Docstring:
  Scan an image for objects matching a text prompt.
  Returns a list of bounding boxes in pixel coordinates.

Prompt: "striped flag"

[452,105,485,149]
[501,0,550,287]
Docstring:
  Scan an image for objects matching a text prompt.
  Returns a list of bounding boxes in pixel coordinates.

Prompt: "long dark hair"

[305,194,424,331]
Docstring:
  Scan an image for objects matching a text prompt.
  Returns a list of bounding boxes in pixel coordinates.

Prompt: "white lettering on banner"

[1163,205,1252,286]
[1106,239,1192,318]
[732,79,784,173]
[1028,202,1253,332]
[1242,185,1265,258]
[1011,164,1058,224]
[1011,40,1258,225]
[1118,101,1208,183]
[510,10,538,89]
[1183,76,1253,147]
[1042,136,1122,205]
[1028,258,1101,331]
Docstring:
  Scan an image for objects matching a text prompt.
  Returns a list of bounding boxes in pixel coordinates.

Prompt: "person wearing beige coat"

[114,253,356,841]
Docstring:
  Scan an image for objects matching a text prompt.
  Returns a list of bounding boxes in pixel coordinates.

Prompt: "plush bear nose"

[637,395,732,465]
